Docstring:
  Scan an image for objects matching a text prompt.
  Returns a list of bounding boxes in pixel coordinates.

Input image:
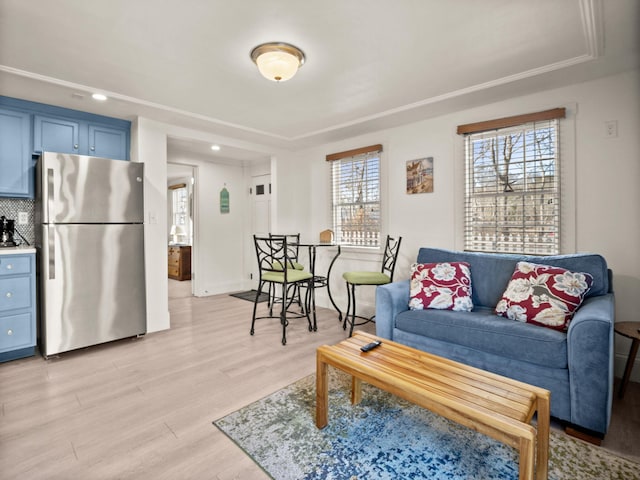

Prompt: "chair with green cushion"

[251,235,313,345]
[268,233,305,314]
[342,235,402,337]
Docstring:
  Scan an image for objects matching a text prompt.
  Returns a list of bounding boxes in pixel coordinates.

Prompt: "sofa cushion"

[495,261,593,331]
[416,248,609,308]
[394,307,568,369]
[409,262,473,311]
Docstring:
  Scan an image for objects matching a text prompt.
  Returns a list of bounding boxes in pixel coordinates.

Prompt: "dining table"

[293,242,342,331]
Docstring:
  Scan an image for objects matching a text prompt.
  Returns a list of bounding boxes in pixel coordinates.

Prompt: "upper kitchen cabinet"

[0,96,131,199]
[1,95,131,160]
[0,107,33,198]
[33,114,130,160]
[34,114,81,155]
[88,123,129,160]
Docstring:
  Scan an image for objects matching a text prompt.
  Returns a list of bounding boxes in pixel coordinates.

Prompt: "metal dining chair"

[251,235,313,345]
[268,233,305,314]
[342,235,402,337]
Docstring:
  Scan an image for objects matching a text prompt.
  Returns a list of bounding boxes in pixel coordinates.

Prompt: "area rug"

[214,370,640,480]
[230,290,269,303]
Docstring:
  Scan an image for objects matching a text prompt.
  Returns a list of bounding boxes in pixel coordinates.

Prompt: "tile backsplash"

[0,198,35,246]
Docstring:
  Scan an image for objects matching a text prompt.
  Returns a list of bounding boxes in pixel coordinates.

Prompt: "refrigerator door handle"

[47,168,54,222]
[48,226,55,280]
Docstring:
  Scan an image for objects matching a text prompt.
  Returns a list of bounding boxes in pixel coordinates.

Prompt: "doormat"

[230,290,269,303]
[214,370,640,480]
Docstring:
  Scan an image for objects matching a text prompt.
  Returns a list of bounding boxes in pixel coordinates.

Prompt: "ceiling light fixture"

[211,145,221,151]
[250,42,305,82]
[92,93,107,101]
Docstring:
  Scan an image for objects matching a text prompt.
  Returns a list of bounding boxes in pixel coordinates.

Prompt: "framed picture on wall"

[406,157,434,194]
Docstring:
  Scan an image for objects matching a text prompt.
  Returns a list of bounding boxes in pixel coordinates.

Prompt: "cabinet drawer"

[168,265,180,278]
[0,277,32,312]
[0,256,32,276]
[0,312,34,352]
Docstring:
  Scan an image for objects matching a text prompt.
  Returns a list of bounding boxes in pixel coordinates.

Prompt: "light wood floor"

[0,282,638,479]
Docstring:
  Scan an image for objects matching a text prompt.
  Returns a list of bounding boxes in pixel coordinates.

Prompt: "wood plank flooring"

[0,282,638,479]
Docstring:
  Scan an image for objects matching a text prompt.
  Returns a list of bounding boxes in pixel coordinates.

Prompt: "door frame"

[167,162,198,296]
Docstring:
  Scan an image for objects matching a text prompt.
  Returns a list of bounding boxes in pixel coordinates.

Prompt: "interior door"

[251,174,271,285]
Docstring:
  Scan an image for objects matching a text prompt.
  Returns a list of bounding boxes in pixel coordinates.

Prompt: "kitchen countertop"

[0,246,36,255]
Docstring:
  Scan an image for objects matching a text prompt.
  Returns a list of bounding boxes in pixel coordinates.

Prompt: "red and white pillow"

[495,261,593,331]
[409,262,473,312]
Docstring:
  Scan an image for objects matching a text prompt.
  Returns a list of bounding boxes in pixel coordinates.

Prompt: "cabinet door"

[88,123,129,160]
[34,115,80,155]
[0,108,32,197]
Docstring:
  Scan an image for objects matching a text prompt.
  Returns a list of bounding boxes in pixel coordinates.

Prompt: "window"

[458,108,565,255]
[327,144,382,247]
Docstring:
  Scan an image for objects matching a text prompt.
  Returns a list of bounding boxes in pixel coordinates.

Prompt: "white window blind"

[328,145,382,247]
[460,109,564,255]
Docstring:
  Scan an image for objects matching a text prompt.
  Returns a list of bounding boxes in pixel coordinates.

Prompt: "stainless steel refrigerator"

[36,152,146,357]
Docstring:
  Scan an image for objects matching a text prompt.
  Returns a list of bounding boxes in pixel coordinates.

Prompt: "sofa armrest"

[567,293,615,434]
[375,280,410,340]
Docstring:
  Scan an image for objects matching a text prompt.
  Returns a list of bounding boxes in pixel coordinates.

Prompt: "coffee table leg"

[316,352,328,429]
[351,376,362,405]
[535,392,550,480]
[519,433,535,480]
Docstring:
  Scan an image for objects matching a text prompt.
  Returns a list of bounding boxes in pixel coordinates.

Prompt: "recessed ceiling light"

[211,145,221,151]
[92,93,108,101]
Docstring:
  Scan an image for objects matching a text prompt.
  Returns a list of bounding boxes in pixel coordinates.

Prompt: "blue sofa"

[375,247,615,436]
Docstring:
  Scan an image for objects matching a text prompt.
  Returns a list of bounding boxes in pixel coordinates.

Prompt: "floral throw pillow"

[495,261,593,331]
[409,262,473,311]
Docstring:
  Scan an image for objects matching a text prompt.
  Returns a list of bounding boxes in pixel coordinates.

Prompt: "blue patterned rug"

[214,370,639,480]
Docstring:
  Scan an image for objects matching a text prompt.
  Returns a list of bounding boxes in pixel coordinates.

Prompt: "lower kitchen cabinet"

[0,251,37,362]
[168,245,191,281]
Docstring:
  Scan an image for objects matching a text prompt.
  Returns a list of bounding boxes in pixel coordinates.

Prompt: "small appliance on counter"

[0,215,16,247]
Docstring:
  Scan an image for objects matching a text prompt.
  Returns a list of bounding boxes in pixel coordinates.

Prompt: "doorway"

[167,163,197,298]
[250,174,271,284]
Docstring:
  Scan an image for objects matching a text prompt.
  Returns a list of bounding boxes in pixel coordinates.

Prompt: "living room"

[1,1,639,478]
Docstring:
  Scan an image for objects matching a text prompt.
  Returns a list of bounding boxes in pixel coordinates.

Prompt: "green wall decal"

[220,186,230,213]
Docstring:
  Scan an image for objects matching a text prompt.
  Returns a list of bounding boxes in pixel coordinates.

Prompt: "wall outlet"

[605,120,618,138]
[18,212,29,225]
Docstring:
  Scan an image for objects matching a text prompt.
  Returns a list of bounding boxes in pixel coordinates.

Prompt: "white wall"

[130,118,170,333]
[133,119,276,331]
[276,69,640,379]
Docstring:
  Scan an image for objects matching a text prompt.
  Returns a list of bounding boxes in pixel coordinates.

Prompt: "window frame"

[458,109,566,255]
[327,144,383,248]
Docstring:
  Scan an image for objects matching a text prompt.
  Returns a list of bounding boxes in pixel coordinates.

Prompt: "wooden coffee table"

[316,331,550,480]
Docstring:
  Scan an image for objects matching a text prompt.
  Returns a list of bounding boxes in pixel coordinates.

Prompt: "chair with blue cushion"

[342,235,402,337]
[251,235,313,345]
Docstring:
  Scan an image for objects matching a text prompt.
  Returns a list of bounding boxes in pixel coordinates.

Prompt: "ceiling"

[0,0,638,161]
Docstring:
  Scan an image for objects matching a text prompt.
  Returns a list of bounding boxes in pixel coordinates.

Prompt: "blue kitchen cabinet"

[0,252,37,362]
[34,114,81,155]
[34,115,130,160]
[0,107,33,198]
[88,123,129,160]
[0,96,132,199]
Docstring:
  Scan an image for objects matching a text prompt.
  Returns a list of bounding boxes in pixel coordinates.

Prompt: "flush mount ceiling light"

[211,144,221,151]
[250,42,305,82]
